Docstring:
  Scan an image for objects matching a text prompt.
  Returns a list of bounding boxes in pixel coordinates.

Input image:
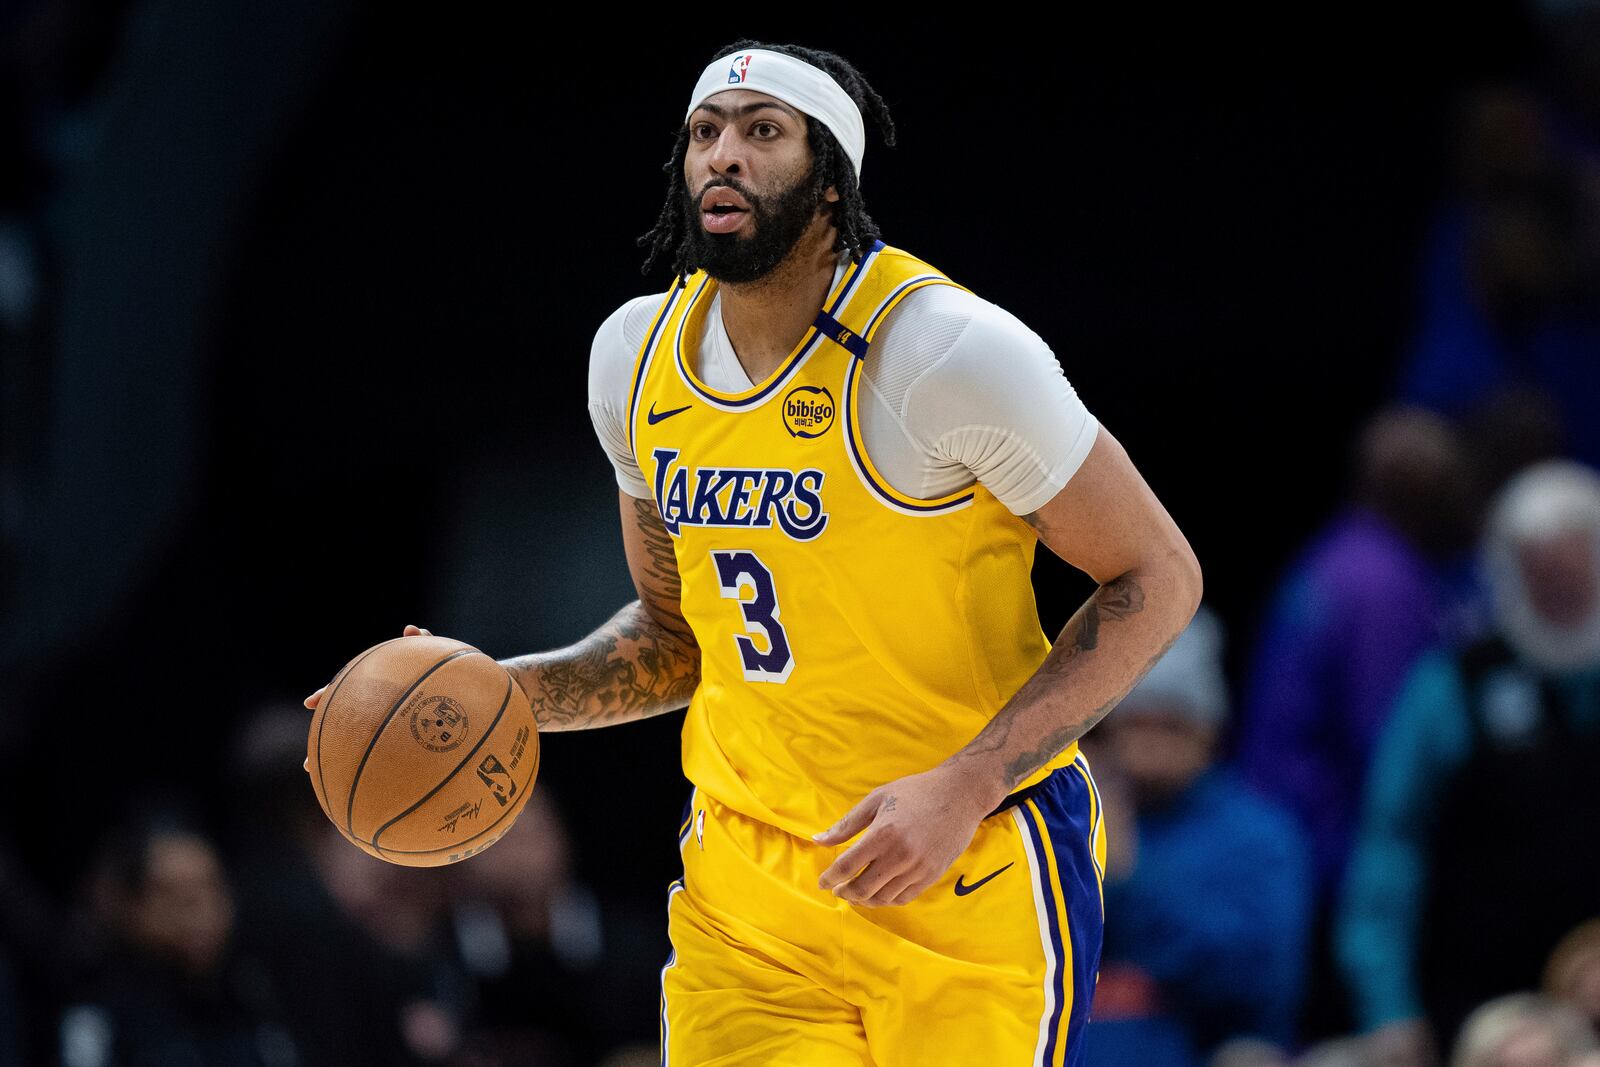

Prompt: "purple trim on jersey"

[674,242,883,409]
[862,275,951,339]
[812,308,870,358]
[628,278,688,460]
[842,357,975,513]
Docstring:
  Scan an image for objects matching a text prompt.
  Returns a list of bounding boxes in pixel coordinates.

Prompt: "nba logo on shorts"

[727,55,751,84]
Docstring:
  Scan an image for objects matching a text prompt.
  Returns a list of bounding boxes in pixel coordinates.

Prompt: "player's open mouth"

[702,207,749,234]
[701,188,751,234]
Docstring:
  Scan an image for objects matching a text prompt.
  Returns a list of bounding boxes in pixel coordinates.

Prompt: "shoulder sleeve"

[587,294,662,500]
[898,290,1099,516]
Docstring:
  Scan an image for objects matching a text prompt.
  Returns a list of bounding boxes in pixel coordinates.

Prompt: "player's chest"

[637,393,846,545]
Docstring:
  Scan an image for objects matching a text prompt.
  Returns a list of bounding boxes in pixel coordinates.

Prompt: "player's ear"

[824,185,841,203]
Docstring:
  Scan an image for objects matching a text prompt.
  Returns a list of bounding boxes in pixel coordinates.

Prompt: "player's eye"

[753,122,779,138]
[691,122,716,140]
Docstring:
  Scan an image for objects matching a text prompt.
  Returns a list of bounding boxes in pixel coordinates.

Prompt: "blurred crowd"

[1076,17,1600,1064]
[1084,444,1600,1067]
[1,709,663,1067]
[5,3,1600,1067]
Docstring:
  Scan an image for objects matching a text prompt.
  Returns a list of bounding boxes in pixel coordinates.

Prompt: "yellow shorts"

[659,757,1107,1067]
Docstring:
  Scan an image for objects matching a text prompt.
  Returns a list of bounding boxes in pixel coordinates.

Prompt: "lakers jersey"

[630,240,1078,838]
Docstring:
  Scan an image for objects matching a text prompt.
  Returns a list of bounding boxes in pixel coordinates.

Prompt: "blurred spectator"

[1085,606,1313,1067]
[1397,85,1600,470]
[1238,408,1474,1035]
[226,704,435,1067]
[1338,461,1600,1063]
[314,829,469,1064]
[1452,994,1599,1067]
[1296,1037,1373,1067]
[1210,1037,1294,1067]
[444,790,608,1067]
[1240,408,1473,894]
[1545,920,1600,1032]
[64,804,299,1066]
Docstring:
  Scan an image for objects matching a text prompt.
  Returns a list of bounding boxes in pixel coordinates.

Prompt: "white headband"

[685,49,866,180]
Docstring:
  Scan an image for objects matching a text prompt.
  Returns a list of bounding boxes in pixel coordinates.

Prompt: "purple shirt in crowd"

[1236,506,1443,900]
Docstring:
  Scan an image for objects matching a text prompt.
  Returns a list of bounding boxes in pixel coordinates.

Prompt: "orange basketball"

[306,635,539,867]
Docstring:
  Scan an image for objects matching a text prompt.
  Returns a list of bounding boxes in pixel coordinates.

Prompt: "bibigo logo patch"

[782,386,836,439]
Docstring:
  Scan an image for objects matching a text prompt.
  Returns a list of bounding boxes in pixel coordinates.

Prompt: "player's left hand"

[813,763,999,907]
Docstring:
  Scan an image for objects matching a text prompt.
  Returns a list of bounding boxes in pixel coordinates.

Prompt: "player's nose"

[707,128,746,177]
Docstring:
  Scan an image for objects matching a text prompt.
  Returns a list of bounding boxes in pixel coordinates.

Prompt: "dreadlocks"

[637,40,897,278]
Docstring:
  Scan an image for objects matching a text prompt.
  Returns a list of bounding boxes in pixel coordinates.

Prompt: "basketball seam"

[315,637,409,817]
[369,671,513,850]
[372,728,539,856]
[344,648,479,839]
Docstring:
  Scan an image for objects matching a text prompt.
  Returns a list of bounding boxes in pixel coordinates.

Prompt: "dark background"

[0,4,1559,1061]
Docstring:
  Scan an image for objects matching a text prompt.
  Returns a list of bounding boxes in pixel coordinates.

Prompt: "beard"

[680,165,827,284]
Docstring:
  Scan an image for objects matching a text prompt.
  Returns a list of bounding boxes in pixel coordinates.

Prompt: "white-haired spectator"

[1338,461,1600,1066]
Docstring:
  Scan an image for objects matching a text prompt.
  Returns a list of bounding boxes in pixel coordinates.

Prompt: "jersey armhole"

[840,277,980,516]
[626,278,688,473]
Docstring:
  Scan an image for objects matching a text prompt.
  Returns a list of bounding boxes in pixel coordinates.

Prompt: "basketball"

[306,635,539,867]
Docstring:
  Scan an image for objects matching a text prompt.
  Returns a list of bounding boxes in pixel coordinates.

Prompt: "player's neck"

[717,218,842,385]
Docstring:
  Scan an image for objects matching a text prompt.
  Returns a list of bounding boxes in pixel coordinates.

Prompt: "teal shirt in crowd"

[1335,646,1600,1030]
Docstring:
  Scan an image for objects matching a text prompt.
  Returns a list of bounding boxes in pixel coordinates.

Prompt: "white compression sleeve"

[587,279,1098,514]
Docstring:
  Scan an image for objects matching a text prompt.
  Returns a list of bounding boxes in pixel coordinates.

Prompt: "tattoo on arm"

[629,495,699,643]
[506,602,700,730]
[958,571,1172,790]
[501,499,701,731]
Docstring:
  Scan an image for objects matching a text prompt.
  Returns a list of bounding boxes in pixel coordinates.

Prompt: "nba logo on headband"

[689,48,866,178]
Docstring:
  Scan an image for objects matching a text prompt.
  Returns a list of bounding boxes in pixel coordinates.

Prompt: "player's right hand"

[302,625,435,773]
[302,625,435,711]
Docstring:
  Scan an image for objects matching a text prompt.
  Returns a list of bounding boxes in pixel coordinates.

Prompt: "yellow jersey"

[630,240,1077,837]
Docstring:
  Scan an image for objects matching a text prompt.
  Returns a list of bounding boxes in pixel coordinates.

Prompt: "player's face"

[681,89,838,283]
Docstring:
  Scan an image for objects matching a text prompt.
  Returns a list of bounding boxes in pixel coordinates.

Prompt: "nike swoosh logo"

[647,403,692,425]
[953,861,1014,897]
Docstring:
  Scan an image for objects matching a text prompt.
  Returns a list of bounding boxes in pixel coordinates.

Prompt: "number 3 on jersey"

[710,550,794,683]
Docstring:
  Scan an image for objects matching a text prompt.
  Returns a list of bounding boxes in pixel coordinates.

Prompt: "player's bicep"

[618,490,694,640]
[1023,425,1201,592]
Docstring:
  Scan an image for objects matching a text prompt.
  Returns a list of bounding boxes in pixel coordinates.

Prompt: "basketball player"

[309,40,1201,1065]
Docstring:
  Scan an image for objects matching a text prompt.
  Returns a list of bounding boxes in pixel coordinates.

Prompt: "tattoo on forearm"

[505,500,701,730]
[959,572,1164,789]
[506,602,700,730]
